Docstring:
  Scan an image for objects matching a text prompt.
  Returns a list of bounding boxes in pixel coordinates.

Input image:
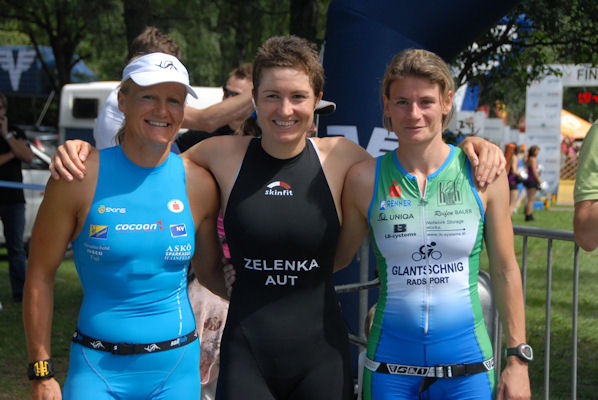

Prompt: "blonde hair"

[381,49,455,131]
[114,79,135,145]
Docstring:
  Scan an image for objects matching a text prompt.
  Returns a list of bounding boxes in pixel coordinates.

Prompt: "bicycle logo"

[411,242,442,261]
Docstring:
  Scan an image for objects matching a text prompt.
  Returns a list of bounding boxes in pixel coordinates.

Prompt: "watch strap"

[28,359,55,380]
[505,344,533,362]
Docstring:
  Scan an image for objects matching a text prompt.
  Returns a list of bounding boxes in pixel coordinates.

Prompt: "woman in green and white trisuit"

[335,49,531,400]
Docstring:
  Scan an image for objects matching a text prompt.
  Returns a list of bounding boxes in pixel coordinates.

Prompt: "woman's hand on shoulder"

[459,136,505,187]
[50,139,96,181]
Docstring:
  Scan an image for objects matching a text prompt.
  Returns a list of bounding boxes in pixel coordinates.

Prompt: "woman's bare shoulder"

[313,136,372,164]
[181,135,252,167]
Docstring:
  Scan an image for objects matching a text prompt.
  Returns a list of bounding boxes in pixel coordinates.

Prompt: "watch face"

[519,344,533,360]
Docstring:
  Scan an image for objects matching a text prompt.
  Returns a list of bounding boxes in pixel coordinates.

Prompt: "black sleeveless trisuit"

[218,138,352,399]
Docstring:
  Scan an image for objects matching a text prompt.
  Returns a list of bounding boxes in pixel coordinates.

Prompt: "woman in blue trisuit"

[335,49,531,400]
[23,53,223,399]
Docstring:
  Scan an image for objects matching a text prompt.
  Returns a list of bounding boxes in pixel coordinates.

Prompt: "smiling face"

[118,81,186,147]
[383,75,452,146]
[255,67,322,149]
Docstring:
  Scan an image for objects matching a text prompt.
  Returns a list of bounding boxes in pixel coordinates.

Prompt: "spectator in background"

[515,144,527,211]
[506,143,525,215]
[574,121,598,251]
[175,63,254,152]
[505,143,518,214]
[0,92,34,303]
[93,26,252,150]
[523,145,541,221]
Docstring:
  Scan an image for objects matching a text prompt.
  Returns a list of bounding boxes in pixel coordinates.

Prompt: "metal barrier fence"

[336,225,581,400]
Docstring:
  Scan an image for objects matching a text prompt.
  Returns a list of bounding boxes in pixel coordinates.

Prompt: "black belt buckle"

[112,342,136,355]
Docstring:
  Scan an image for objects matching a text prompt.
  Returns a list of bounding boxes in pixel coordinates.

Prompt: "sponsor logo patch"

[89,225,108,239]
[264,181,293,196]
[170,224,187,237]
[437,180,462,206]
[115,220,164,232]
[98,205,126,214]
[411,242,442,262]
[144,343,161,352]
[389,180,402,197]
[168,199,184,213]
[379,199,411,210]
[90,340,105,349]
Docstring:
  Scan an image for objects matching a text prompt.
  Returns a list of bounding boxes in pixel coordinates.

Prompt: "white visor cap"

[121,52,197,98]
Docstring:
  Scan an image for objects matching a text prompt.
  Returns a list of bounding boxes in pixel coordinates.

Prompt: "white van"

[58,81,223,144]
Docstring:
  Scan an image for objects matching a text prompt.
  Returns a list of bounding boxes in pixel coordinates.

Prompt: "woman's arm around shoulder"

[49,139,96,181]
[482,173,531,400]
[334,158,376,272]
[24,151,99,399]
[184,159,227,299]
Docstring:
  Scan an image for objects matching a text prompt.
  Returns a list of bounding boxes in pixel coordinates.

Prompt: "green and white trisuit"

[363,145,495,400]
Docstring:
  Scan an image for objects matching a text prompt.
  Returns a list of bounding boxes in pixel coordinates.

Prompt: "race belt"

[364,356,494,378]
[72,329,198,355]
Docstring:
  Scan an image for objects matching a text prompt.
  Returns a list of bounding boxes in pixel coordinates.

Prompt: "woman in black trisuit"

[215,36,365,400]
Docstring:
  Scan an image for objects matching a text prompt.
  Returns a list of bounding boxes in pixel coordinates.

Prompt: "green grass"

[1,206,596,399]
[490,206,598,399]
[0,254,81,400]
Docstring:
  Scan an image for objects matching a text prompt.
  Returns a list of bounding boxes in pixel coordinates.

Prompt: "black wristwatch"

[505,344,533,362]
[27,359,55,380]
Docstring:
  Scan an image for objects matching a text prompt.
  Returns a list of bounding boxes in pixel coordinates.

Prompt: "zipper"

[421,178,430,335]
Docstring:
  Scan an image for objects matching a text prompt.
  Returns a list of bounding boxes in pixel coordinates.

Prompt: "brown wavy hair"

[381,48,455,131]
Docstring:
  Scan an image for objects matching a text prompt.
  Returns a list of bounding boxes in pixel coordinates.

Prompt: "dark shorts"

[524,180,540,189]
[217,324,353,400]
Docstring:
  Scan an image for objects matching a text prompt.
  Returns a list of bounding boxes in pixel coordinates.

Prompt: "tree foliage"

[0,0,121,92]
[453,0,598,125]
[6,0,595,129]
[0,0,329,125]
[0,0,328,91]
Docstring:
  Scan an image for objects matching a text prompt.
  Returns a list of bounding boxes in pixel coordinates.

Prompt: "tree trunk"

[123,0,154,49]
[290,0,318,42]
